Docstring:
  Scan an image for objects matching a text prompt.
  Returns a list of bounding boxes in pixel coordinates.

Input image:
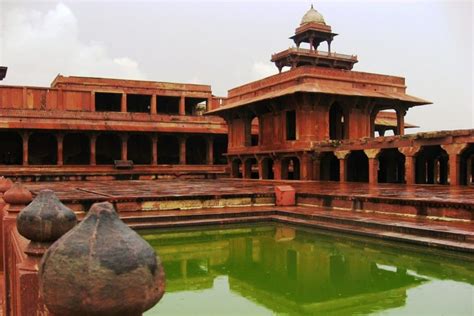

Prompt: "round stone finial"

[3,182,33,205]
[39,202,165,316]
[17,190,77,243]
[0,177,13,193]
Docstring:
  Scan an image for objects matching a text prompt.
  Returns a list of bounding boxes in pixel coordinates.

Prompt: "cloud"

[251,61,277,80]
[0,3,146,86]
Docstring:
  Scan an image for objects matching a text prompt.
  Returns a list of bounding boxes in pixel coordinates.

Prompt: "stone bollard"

[39,201,165,316]
[0,177,13,272]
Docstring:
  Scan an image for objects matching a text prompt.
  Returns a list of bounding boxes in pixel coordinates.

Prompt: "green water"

[141,224,474,315]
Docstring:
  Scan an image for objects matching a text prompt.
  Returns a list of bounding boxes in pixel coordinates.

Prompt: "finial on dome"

[300,4,326,25]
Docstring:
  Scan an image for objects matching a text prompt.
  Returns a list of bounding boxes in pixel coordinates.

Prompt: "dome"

[300,4,326,25]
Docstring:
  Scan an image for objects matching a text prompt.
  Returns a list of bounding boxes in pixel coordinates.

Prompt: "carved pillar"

[91,91,96,112]
[364,149,380,185]
[257,158,264,180]
[90,134,97,166]
[312,153,321,181]
[399,147,420,185]
[273,158,282,180]
[179,136,186,165]
[207,136,214,165]
[121,93,127,113]
[442,144,468,186]
[22,132,29,166]
[152,134,158,165]
[179,95,185,116]
[396,108,406,136]
[150,94,157,115]
[57,133,64,166]
[121,134,128,161]
[335,151,350,183]
[300,153,313,181]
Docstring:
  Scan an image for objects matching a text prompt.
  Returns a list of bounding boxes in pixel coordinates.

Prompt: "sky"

[0,0,472,132]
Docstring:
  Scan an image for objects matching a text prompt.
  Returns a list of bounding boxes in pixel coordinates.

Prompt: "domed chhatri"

[17,190,77,243]
[300,4,326,25]
[39,201,165,316]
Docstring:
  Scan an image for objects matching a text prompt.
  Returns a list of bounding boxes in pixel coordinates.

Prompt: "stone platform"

[21,179,474,254]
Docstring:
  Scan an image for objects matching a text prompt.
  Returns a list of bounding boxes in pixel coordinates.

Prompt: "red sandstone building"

[207,6,474,186]
[0,6,473,186]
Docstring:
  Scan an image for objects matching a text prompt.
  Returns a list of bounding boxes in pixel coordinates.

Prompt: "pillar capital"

[441,143,468,156]
[334,150,350,160]
[399,146,420,157]
[364,148,381,159]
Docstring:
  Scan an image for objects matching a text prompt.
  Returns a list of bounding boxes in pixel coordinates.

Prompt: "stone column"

[396,108,406,136]
[273,158,282,180]
[150,94,157,115]
[312,153,321,181]
[364,149,381,185]
[399,147,420,185]
[179,136,186,165]
[207,136,214,165]
[242,159,251,179]
[300,152,313,180]
[152,134,158,165]
[121,93,127,113]
[22,132,29,166]
[57,133,64,166]
[257,158,264,180]
[90,134,97,166]
[121,134,128,161]
[442,144,468,186]
[335,151,350,183]
[179,95,185,116]
[91,91,96,112]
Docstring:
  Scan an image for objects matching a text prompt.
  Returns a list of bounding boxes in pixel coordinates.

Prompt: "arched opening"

[329,103,346,140]
[0,131,22,165]
[244,158,258,179]
[128,134,152,165]
[459,144,474,185]
[282,157,300,180]
[213,135,228,165]
[251,117,259,146]
[415,145,449,184]
[29,132,57,165]
[186,135,207,165]
[158,135,179,164]
[64,133,90,165]
[320,152,339,181]
[378,148,405,183]
[347,151,368,182]
[96,133,121,165]
[231,159,242,178]
[261,158,274,180]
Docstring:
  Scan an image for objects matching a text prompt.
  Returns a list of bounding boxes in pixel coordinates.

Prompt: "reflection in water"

[142,225,474,315]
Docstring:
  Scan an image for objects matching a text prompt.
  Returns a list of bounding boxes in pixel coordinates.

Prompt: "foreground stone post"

[0,177,13,271]
[39,202,165,316]
[16,190,77,316]
[2,182,33,316]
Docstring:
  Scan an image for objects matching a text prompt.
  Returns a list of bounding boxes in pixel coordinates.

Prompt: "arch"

[415,145,448,184]
[0,131,22,165]
[347,151,368,182]
[128,134,152,165]
[329,103,346,140]
[28,132,57,165]
[377,148,405,183]
[320,152,339,181]
[261,158,274,180]
[64,133,90,165]
[96,133,121,165]
[244,158,258,179]
[158,135,179,164]
[282,157,300,180]
[231,159,242,178]
[213,135,228,165]
[186,135,207,165]
[460,144,474,185]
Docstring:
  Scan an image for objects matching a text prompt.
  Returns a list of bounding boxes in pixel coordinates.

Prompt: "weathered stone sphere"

[17,190,77,242]
[3,182,32,205]
[39,202,165,316]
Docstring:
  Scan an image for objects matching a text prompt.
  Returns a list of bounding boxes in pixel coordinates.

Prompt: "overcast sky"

[0,0,472,132]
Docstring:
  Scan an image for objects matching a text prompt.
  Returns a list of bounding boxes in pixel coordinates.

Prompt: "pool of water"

[141,224,474,315]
